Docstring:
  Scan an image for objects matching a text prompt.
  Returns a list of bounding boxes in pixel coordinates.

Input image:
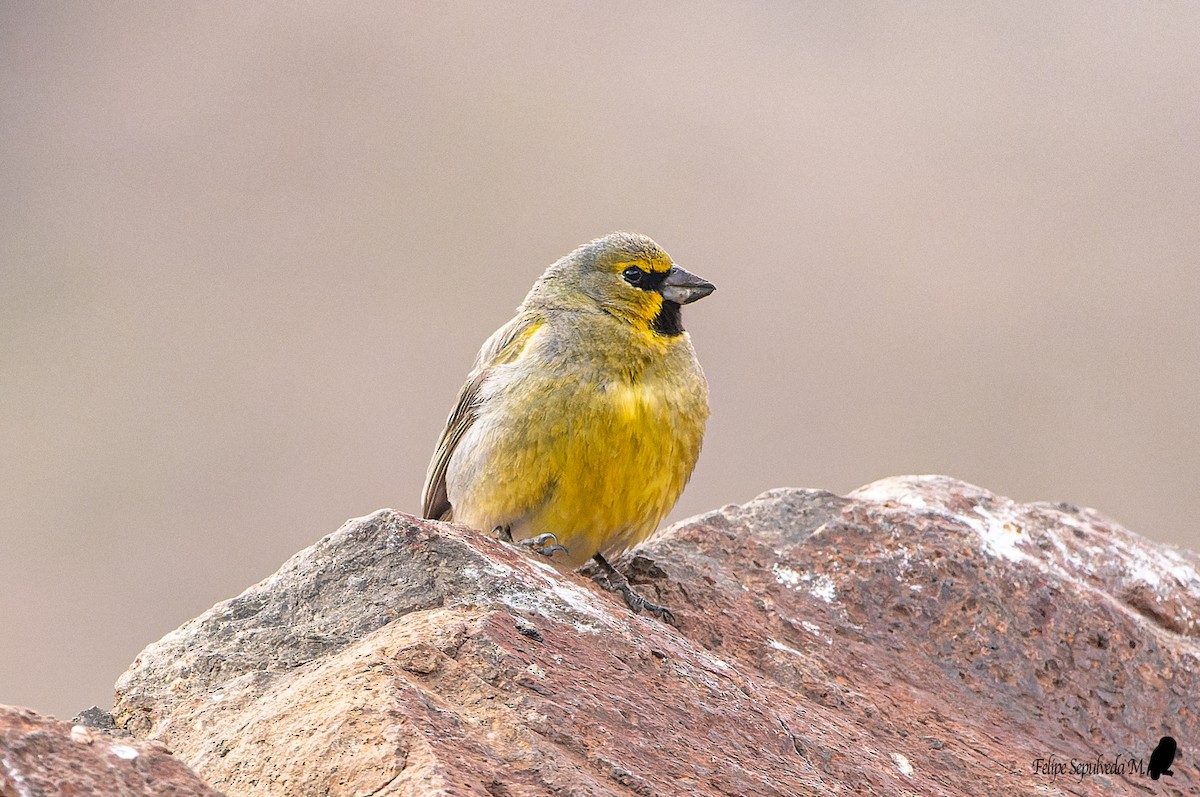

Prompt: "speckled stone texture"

[0,704,226,796]
[111,476,1199,796]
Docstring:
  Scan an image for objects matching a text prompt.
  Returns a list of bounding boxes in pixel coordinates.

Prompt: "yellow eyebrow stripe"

[615,254,673,274]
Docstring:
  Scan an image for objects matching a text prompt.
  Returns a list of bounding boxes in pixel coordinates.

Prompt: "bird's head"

[530,232,715,337]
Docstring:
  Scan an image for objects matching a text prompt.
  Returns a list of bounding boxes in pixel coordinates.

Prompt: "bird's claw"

[519,532,568,558]
[613,583,677,626]
[493,527,568,557]
[588,553,677,626]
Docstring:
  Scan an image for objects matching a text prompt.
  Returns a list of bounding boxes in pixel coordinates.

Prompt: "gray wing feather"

[420,312,543,520]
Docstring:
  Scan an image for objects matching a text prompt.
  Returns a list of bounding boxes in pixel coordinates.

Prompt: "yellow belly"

[534,381,695,565]
[450,368,707,568]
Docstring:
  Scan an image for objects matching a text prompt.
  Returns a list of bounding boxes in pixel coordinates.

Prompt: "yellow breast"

[524,369,706,566]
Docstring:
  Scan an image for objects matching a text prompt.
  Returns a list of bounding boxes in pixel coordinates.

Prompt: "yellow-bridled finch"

[422,232,713,621]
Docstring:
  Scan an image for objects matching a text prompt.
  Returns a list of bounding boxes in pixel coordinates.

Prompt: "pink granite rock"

[109,476,1199,795]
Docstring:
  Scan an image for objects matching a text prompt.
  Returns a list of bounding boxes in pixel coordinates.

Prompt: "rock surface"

[0,704,226,796]
[110,476,1200,796]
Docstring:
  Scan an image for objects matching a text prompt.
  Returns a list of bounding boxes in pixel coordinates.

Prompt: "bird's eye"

[622,266,644,285]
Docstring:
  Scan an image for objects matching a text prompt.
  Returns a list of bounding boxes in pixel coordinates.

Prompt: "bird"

[421,232,714,623]
[1148,735,1176,780]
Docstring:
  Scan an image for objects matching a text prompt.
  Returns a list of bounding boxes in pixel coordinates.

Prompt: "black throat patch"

[652,300,685,336]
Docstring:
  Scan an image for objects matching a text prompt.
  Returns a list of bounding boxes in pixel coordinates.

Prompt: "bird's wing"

[421,312,544,520]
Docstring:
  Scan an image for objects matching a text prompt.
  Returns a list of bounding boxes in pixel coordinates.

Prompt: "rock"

[72,705,125,734]
[0,704,226,796]
[111,477,1200,796]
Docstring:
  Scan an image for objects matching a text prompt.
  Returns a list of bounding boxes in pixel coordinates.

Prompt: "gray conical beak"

[660,266,715,305]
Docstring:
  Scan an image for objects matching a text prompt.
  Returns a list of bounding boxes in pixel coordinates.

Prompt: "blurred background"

[3,3,1198,720]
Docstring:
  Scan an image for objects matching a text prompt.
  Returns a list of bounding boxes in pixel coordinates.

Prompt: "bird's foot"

[493,526,567,557]
[590,553,677,626]
[612,582,677,626]
[519,532,569,558]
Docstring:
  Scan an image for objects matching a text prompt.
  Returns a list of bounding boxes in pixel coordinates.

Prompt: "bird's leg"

[520,532,568,558]
[493,525,514,543]
[590,553,676,626]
